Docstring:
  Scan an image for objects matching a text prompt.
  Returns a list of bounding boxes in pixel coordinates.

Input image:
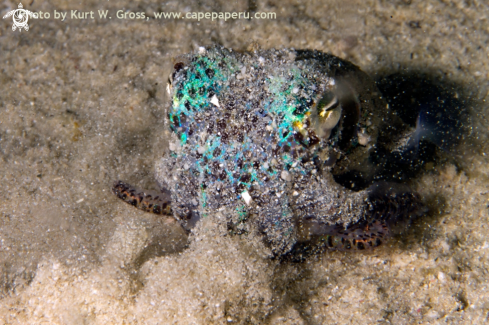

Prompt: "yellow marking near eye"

[293,120,304,130]
[319,109,331,118]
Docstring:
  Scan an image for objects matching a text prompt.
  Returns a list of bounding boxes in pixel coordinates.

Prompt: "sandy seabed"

[1,0,489,324]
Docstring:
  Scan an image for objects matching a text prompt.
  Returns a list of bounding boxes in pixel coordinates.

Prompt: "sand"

[1,0,488,323]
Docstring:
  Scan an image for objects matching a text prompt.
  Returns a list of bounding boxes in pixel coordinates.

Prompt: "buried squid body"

[113,47,426,256]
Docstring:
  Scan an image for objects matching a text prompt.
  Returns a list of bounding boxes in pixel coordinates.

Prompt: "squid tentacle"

[315,183,426,251]
[112,181,172,215]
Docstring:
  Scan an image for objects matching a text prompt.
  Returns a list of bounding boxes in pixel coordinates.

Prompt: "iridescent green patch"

[169,55,237,137]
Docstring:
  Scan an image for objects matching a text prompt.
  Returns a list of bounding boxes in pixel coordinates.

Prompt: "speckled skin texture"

[115,47,424,256]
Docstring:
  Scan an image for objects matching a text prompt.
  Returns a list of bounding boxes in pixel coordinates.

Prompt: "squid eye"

[313,91,342,139]
[318,92,339,113]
